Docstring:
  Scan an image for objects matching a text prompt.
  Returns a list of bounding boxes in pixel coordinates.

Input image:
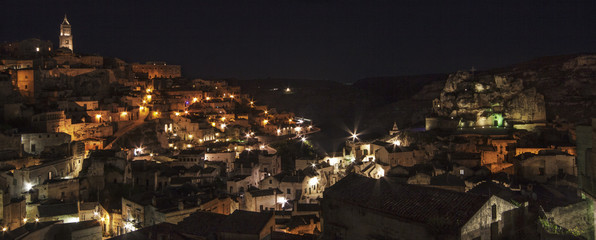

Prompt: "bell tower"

[59,15,73,51]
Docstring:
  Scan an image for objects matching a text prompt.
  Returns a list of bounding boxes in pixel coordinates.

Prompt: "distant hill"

[226,54,596,151]
[351,74,448,103]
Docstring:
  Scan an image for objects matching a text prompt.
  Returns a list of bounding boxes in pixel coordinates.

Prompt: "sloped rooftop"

[324,174,488,228]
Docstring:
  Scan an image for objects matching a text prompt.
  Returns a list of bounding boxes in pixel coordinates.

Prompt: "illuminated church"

[59,15,73,51]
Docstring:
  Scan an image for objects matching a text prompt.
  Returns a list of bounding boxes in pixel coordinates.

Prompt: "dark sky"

[2,0,596,82]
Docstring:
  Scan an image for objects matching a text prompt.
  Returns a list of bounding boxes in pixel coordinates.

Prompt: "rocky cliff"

[432,54,596,127]
[227,54,596,151]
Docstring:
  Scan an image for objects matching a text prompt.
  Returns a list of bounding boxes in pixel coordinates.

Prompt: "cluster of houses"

[0,15,594,240]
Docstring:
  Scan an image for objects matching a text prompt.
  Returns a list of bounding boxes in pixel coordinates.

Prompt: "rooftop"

[218,210,273,235]
[324,174,489,229]
[38,202,79,217]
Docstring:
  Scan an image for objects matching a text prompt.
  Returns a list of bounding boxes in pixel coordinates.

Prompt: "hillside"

[226,54,596,151]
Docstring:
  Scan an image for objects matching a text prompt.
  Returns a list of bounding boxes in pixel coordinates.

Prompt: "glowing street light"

[134,147,143,156]
[192,97,198,103]
[174,112,180,116]
[35,218,39,222]
[309,177,318,186]
[378,168,385,178]
[2,227,7,232]
[24,182,33,191]
[392,140,401,146]
[23,218,27,223]
[301,137,306,142]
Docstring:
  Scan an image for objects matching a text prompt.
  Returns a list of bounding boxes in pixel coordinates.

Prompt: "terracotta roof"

[324,174,488,228]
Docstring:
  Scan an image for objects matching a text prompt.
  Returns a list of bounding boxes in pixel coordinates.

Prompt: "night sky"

[2,0,596,82]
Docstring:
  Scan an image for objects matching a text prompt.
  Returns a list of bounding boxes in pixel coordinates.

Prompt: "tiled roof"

[271,231,317,240]
[430,173,466,187]
[296,203,320,212]
[1,221,59,240]
[249,188,283,197]
[177,211,228,237]
[38,202,79,217]
[218,210,273,235]
[107,222,191,240]
[281,175,306,183]
[324,174,488,228]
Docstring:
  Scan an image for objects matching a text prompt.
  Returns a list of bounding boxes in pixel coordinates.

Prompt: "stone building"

[131,62,181,79]
[173,150,204,169]
[16,69,35,102]
[5,156,82,198]
[20,132,71,155]
[245,188,284,212]
[375,144,421,167]
[35,178,79,202]
[0,191,26,231]
[198,196,238,215]
[321,174,521,240]
[31,111,71,134]
[217,210,275,240]
[59,15,73,51]
[516,151,576,183]
[204,151,235,172]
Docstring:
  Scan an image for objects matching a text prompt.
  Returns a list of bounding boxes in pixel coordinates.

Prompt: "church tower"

[389,122,399,135]
[59,15,73,51]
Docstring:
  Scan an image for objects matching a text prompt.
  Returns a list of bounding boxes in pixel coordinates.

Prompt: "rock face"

[430,54,596,128]
[433,71,546,127]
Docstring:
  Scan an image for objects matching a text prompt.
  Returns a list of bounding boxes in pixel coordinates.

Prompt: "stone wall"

[461,196,520,240]
[544,199,594,239]
[20,132,71,155]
